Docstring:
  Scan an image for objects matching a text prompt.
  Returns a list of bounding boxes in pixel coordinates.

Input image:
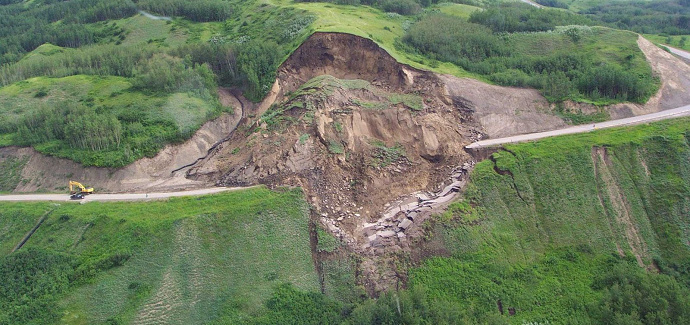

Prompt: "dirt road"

[520,0,543,8]
[466,104,690,149]
[666,45,690,61]
[0,187,245,202]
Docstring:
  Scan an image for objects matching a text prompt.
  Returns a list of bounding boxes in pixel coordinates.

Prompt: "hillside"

[1,0,687,170]
[1,0,690,324]
[3,113,687,324]
[0,187,321,324]
[409,116,690,323]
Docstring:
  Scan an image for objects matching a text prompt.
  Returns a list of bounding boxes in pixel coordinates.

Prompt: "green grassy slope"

[409,117,690,323]
[0,187,319,325]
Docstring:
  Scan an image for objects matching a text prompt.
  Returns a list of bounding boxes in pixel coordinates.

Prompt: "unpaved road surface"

[520,0,543,8]
[467,104,690,149]
[667,45,690,61]
[0,187,244,202]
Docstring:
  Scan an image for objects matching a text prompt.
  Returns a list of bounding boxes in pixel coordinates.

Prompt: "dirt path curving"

[171,88,246,175]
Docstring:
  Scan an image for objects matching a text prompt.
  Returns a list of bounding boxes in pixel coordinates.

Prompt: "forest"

[0,0,307,166]
[582,0,690,35]
[403,11,657,103]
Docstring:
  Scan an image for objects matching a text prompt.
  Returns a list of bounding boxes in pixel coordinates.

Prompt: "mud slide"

[0,88,244,193]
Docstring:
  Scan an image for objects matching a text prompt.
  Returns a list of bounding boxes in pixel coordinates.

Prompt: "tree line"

[582,0,690,35]
[11,102,123,153]
[294,0,470,15]
[0,39,281,100]
[402,12,657,103]
[469,2,594,33]
[0,0,134,65]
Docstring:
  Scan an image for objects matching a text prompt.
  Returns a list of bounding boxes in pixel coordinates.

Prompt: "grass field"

[114,14,188,47]
[0,187,320,324]
[436,2,482,19]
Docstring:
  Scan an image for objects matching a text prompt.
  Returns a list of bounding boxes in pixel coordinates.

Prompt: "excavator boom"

[68,181,94,194]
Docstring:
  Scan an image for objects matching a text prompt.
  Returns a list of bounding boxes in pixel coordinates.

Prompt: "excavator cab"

[69,181,94,199]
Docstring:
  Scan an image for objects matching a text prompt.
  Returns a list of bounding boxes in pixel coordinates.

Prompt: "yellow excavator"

[69,181,93,200]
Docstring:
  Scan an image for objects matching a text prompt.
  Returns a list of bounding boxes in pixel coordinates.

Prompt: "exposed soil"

[186,32,482,293]
[441,75,566,138]
[592,146,654,269]
[605,36,690,119]
[452,35,690,137]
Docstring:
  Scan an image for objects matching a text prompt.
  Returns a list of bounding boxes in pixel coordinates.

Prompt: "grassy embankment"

[0,187,319,325]
[410,116,690,323]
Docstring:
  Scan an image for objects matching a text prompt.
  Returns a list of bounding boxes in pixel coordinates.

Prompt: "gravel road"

[0,187,243,202]
[666,45,690,61]
[520,0,543,8]
[467,104,690,149]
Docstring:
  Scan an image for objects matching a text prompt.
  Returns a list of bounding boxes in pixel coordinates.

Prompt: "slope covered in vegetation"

[402,5,658,104]
[203,117,690,324]
[0,0,316,166]
[1,88,689,324]
[406,116,690,323]
[0,188,318,324]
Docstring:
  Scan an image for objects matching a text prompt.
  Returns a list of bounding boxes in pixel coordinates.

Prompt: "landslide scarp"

[185,32,485,293]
